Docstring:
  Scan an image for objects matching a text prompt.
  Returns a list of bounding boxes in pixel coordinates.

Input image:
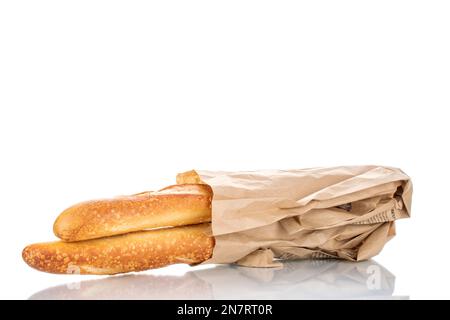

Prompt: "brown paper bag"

[177,166,412,267]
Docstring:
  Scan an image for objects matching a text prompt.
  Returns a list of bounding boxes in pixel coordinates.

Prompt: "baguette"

[54,184,212,242]
[23,223,214,275]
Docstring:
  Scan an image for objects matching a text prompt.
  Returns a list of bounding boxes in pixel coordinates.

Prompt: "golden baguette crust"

[23,223,214,275]
[53,184,212,242]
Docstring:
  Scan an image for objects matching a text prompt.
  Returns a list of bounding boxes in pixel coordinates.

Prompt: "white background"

[1,1,449,299]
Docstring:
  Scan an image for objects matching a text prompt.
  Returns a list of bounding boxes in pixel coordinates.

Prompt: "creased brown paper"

[177,166,412,267]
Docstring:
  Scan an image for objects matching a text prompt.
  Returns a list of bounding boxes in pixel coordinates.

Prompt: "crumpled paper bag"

[177,166,412,267]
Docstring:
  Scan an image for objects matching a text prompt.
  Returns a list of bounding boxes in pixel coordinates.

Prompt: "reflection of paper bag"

[177,166,412,267]
[194,260,396,299]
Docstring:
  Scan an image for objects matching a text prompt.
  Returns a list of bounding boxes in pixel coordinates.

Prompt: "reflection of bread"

[23,223,214,275]
[54,184,212,241]
[29,273,213,300]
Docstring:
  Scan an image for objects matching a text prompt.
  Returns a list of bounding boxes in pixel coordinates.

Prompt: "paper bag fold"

[177,165,412,267]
